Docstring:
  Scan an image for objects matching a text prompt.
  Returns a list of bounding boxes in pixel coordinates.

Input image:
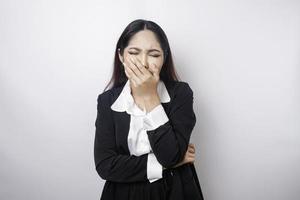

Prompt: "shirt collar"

[110,79,171,116]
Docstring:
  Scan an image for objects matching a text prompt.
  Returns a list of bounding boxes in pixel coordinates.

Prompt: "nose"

[141,54,148,68]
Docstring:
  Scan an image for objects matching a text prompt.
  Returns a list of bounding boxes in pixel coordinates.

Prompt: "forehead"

[127,30,162,50]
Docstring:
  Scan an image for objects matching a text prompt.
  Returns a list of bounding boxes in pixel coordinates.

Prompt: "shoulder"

[97,90,113,104]
[96,84,125,108]
[167,80,194,101]
[158,80,194,111]
[166,81,196,118]
[174,81,193,95]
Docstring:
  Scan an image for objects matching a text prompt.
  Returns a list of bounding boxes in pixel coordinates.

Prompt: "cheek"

[124,53,131,62]
[148,57,163,66]
[149,64,162,73]
[148,58,163,72]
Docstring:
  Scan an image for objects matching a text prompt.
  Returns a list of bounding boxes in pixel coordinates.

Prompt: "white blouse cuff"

[147,152,163,183]
[143,104,169,131]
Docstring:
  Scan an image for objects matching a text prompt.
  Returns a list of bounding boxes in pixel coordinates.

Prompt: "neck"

[129,80,137,96]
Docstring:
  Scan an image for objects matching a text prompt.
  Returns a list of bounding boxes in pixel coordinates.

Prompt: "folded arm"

[144,82,197,168]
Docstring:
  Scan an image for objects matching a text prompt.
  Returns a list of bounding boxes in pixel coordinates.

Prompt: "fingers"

[123,54,159,86]
[127,55,150,84]
[147,63,159,80]
[128,56,144,78]
[123,62,139,87]
[173,145,196,168]
[184,144,195,163]
[185,154,195,164]
[126,55,154,79]
[123,60,141,85]
[188,143,195,153]
[132,56,153,77]
[186,143,196,163]
[123,55,143,85]
[189,143,195,148]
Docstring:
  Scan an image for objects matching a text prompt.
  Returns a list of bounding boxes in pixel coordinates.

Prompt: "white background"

[0,0,299,199]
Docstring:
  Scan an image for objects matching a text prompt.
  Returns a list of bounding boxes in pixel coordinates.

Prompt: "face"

[118,29,164,75]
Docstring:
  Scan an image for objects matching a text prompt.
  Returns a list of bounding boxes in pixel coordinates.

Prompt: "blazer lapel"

[109,83,131,154]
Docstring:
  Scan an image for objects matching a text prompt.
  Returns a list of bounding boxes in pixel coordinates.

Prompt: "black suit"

[94,80,204,200]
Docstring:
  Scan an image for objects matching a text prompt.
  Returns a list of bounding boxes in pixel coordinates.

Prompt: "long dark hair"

[103,19,180,92]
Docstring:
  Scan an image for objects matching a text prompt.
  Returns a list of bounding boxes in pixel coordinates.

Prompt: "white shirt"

[110,79,170,183]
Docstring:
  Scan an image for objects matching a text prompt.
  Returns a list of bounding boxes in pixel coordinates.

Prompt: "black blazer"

[94,80,204,199]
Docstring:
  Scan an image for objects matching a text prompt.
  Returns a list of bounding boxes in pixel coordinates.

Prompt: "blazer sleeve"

[145,82,197,168]
[94,93,149,183]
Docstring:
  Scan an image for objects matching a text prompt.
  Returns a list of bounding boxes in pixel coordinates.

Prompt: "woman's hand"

[166,143,196,169]
[123,55,160,99]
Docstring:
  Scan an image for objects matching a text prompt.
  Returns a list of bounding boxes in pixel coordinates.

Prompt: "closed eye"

[128,52,160,57]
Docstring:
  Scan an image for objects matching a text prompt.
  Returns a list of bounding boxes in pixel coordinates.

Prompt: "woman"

[94,19,204,200]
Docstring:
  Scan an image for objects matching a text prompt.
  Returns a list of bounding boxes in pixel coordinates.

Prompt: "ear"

[118,48,124,63]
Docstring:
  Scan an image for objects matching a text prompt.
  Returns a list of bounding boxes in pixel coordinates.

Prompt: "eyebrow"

[128,47,161,53]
